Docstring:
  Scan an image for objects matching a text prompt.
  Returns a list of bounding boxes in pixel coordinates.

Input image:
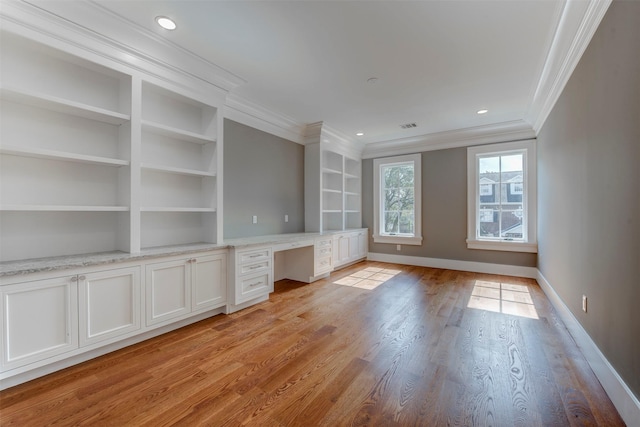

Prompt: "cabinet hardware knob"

[70,276,78,282]
[78,275,86,281]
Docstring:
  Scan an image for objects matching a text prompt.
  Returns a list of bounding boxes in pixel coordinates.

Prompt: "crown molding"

[5,0,244,98]
[224,93,306,144]
[527,0,612,133]
[302,122,364,159]
[362,120,535,159]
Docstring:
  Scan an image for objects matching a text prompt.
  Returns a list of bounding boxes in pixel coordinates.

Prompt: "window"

[373,154,422,245]
[467,140,537,253]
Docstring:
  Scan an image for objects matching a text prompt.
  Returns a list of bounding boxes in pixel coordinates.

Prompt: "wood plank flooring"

[0,261,625,426]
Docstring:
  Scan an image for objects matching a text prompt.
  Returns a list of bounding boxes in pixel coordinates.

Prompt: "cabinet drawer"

[272,240,314,252]
[239,260,270,276]
[315,257,333,275]
[239,273,270,301]
[316,238,332,248]
[238,249,271,265]
[315,246,332,258]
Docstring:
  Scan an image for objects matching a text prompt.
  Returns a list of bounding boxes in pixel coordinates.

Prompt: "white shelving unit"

[0,29,223,262]
[139,82,220,250]
[304,123,362,233]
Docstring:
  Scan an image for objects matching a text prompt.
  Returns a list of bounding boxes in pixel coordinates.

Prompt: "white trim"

[362,120,535,159]
[373,154,422,245]
[366,253,538,279]
[528,0,613,133]
[224,93,306,144]
[466,240,538,253]
[536,271,640,427]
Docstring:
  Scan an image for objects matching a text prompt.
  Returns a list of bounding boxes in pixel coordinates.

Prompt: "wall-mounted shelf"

[0,205,129,212]
[0,146,129,167]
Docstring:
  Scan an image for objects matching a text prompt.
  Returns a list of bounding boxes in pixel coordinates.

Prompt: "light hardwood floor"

[0,261,625,426]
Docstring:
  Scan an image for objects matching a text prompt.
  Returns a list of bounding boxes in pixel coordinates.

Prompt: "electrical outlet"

[582,295,587,312]
[396,244,401,251]
[252,215,257,224]
[284,214,289,223]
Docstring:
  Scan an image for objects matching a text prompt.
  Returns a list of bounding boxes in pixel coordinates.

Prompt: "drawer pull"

[248,280,263,288]
[249,254,263,258]
[249,265,262,270]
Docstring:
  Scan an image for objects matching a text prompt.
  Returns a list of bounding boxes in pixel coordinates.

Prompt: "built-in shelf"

[0,146,129,167]
[0,205,129,212]
[140,163,215,177]
[0,87,130,125]
[322,188,342,194]
[140,207,216,213]
[142,120,215,145]
[322,167,342,174]
[322,209,342,213]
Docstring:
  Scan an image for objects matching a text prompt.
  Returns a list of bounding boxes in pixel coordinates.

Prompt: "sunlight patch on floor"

[333,267,401,290]
[467,280,539,319]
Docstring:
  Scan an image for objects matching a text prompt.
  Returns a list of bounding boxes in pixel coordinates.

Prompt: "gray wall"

[537,0,639,400]
[363,147,537,267]
[223,119,304,238]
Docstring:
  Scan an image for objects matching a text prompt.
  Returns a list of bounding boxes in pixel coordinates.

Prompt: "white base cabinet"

[1,276,78,371]
[332,229,368,269]
[79,267,141,347]
[145,253,227,326]
[1,249,227,388]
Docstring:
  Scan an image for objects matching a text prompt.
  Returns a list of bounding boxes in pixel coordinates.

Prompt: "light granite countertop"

[0,229,368,278]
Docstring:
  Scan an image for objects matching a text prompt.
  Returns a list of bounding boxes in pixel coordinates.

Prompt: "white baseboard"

[366,252,538,278]
[366,252,639,426]
[537,271,640,427]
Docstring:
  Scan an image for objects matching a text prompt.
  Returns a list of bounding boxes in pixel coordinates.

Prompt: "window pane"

[479,206,499,237]
[501,209,523,239]
[384,211,399,233]
[381,163,415,236]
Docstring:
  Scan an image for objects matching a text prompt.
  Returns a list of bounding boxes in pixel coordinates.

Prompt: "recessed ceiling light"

[156,16,177,30]
[477,109,488,115]
[356,132,364,136]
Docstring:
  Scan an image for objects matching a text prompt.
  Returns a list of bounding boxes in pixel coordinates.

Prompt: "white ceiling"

[24,0,607,150]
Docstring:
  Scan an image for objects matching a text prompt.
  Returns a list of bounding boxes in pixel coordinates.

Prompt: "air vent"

[399,123,417,129]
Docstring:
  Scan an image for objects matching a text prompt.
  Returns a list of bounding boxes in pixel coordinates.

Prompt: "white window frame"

[466,140,537,253]
[373,153,422,245]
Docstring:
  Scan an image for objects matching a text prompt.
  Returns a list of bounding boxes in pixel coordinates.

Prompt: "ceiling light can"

[156,16,177,30]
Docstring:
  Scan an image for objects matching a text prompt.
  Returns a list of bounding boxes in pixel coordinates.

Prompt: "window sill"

[373,234,423,245]
[466,239,537,253]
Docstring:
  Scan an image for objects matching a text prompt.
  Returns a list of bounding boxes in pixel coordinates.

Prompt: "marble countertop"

[0,229,368,278]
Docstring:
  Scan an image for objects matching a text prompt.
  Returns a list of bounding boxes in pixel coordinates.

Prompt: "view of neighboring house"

[479,171,524,239]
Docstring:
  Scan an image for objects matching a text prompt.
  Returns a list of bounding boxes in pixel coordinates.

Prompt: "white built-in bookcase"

[305,123,362,233]
[0,30,223,262]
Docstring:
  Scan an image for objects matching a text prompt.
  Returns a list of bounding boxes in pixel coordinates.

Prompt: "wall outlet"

[397,244,401,251]
[252,215,257,224]
[284,214,289,223]
[582,295,587,312]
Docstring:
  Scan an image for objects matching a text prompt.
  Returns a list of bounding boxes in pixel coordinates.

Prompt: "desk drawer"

[239,273,270,301]
[315,245,332,258]
[238,248,271,265]
[272,240,314,252]
[315,256,333,276]
[239,260,270,276]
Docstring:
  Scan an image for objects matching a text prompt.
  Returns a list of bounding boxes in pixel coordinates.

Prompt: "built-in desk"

[224,231,364,313]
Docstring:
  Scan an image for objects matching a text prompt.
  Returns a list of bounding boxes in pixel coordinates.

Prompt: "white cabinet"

[1,275,78,371]
[79,267,141,347]
[314,237,333,276]
[304,123,362,233]
[232,247,272,306]
[332,229,368,269]
[145,252,226,326]
[192,254,227,313]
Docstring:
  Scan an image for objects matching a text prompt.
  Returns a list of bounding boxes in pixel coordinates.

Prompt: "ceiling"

[23,0,606,150]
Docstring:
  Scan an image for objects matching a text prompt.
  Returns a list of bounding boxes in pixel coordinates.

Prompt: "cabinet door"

[145,260,190,326]
[348,233,359,260]
[357,231,368,258]
[338,235,350,265]
[79,267,141,347]
[1,276,78,371]
[192,254,227,313]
